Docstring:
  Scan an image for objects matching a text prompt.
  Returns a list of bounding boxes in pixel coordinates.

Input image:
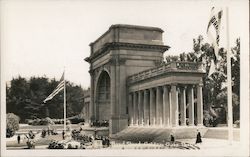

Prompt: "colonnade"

[128,84,203,127]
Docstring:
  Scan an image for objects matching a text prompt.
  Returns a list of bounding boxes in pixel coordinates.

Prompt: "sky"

[1,0,248,89]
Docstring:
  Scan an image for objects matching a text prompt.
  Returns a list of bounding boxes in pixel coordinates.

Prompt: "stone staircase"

[203,127,240,141]
[111,126,208,143]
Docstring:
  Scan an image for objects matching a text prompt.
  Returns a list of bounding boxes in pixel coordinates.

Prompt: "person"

[94,128,97,139]
[170,134,175,143]
[195,130,202,144]
[47,127,50,136]
[62,130,65,140]
[17,135,21,144]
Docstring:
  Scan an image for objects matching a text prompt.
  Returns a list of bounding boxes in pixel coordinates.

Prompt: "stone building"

[85,24,205,134]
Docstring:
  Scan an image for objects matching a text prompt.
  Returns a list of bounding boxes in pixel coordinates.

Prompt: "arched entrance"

[96,71,111,121]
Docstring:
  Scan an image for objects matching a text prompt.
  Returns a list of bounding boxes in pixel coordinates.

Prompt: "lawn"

[7,134,63,148]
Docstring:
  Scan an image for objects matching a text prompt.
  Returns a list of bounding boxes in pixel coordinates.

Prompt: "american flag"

[207,7,223,77]
[207,7,223,60]
[43,72,64,103]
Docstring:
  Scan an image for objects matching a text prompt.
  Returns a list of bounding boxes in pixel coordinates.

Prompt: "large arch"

[95,71,111,121]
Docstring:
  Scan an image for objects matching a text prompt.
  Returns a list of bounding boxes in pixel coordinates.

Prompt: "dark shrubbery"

[91,120,109,127]
[71,129,93,145]
[69,118,85,124]
[52,119,64,124]
[26,140,35,149]
[48,140,65,149]
[30,118,83,125]
[6,113,20,138]
[203,110,219,127]
[31,117,55,125]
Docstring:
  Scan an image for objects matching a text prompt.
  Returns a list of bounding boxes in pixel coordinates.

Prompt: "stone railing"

[127,61,205,84]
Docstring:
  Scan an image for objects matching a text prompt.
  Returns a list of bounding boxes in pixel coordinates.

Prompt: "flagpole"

[64,68,66,132]
[226,7,233,145]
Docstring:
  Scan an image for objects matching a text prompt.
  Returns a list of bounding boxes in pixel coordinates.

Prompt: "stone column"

[133,92,138,125]
[110,65,116,126]
[138,91,143,126]
[143,90,149,126]
[163,85,170,126]
[197,84,203,126]
[89,72,95,123]
[188,86,194,126]
[180,87,186,126]
[156,86,163,126]
[149,88,156,125]
[128,93,133,126]
[171,84,178,127]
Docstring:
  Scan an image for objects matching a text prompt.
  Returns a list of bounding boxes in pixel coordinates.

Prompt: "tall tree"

[6,76,85,122]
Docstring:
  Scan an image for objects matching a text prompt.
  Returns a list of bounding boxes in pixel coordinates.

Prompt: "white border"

[1,0,249,156]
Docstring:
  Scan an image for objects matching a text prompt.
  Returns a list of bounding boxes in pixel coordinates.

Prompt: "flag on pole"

[207,7,223,77]
[208,59,216,77]
[43,72,64,103]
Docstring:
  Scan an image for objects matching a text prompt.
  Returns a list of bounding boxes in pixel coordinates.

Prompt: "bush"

[25,119,33,125]
[69,118,85,124]
[203,110,219,127]
[26,140,35,149]
[48,140,65,149]
[39,117,55,125]
[31,117,55,125]
[52,119,64,124]
[91,120,109,127]
[6,113,20,138]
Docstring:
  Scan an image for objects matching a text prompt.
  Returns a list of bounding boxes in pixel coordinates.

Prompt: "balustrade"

[127,62,205,84]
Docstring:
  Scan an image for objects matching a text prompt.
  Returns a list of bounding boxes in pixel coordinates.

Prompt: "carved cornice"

[86,42,170,63]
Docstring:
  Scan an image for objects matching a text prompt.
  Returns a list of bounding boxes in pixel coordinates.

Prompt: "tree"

[165,55,179,63]
[6,76,30,121]
[231,38,240,97]
[6,76,85,122]
[6,113,20,137]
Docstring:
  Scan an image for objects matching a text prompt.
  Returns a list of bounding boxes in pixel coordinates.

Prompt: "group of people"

[69,127,111,148]
[41,128,58,138]
[94,135,111,147]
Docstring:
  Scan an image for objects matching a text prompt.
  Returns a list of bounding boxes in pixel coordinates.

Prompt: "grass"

[7,134,63,148]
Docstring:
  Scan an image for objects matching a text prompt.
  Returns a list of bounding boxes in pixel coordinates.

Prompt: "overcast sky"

[1,0,248,89]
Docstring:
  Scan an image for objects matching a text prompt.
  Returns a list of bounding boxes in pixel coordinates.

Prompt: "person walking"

[170,134,175,143]
[62,130,65,140]
[17,135,21,144]
[195,130,202,144]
